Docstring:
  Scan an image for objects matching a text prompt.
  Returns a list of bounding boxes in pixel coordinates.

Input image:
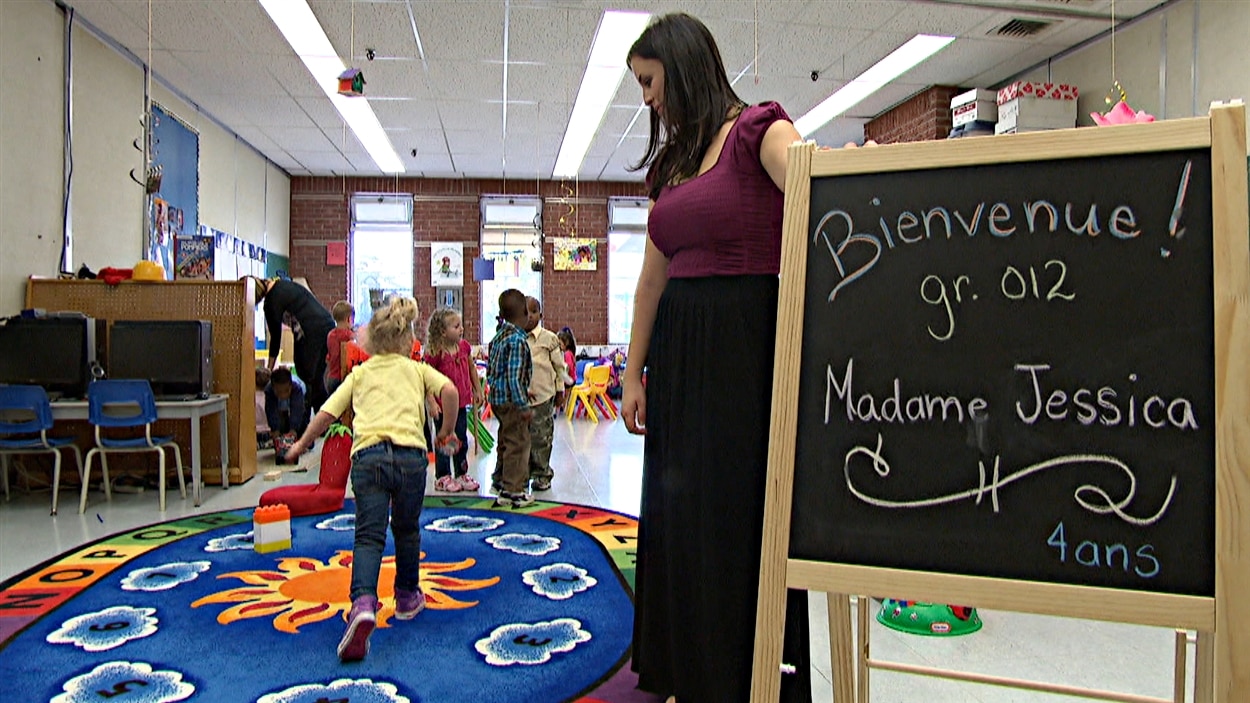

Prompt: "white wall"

[1019,0,1250,137]
[0,0,66,312]
[0,0,290,315]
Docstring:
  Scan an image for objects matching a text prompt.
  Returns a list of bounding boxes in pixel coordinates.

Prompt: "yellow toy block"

[253,503,292,554]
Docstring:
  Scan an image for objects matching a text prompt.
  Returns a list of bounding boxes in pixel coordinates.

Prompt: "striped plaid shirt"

[487,319,532,407]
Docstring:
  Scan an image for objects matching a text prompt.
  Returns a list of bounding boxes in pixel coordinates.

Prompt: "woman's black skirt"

[632,275,812,703]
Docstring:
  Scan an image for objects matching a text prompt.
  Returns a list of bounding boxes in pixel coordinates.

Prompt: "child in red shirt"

[425,308,484,492]
[325,301,356,394]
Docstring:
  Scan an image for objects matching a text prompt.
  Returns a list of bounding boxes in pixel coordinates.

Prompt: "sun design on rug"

[191,550,500,633]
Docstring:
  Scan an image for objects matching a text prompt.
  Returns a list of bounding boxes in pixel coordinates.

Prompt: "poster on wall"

[431,242,464,287]
[148,197,175,277]
[175,232,214,279]
[553,237,597,271]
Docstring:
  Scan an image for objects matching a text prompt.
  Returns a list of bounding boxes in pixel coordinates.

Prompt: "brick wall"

[865,86,962,144]
[288,177,645,345]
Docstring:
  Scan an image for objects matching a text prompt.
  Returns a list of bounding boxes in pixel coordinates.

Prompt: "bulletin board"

[148,103,199,280]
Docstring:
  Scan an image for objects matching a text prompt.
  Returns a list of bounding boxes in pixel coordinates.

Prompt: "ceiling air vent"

[994,18,1054,38]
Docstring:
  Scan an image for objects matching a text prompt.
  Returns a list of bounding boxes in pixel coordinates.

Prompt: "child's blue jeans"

[349,441,427,601]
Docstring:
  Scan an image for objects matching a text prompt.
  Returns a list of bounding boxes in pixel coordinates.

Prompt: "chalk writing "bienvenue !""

[812,161,1193,303]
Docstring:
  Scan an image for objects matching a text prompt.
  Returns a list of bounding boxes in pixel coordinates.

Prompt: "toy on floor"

[253,503,291,553]
[467,402,494,453]
[271,432,298,465]
[259,423,353,517]
[876,598,981,636]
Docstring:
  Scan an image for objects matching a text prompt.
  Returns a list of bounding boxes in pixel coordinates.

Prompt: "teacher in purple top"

[621,13,813,703]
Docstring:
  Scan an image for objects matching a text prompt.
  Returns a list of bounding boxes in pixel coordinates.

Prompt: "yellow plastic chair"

[566,365,615,423]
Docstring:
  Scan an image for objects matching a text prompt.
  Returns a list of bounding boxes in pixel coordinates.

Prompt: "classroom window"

[480,196,542,340]
[350,194,414,323]
[607,198,649,345]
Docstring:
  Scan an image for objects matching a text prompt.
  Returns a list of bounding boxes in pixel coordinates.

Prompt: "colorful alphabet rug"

[0,497,663,703]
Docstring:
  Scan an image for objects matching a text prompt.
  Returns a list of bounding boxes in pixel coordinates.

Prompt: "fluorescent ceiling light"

[794,34,956,138]
[553,10,651,178]
[258,0,404,173]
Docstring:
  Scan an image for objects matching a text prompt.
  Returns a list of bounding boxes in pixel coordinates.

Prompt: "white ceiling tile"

[410,1,505,63]
[439,100,504,134]
[507,6,598,67]
[263,55,326,100]
[266,127,342,153]
[750,24,876,81]
[371,99,443,131]
[879,2,1001,37]
[391,129,450,155]
[310,0,419,65]
[446,129,502,155]
[288,151,353,174]
[240,99,318,129]
[294,97,346,131]
[793,0,911,31]
[427,60,503,102]
[506,101,574,137]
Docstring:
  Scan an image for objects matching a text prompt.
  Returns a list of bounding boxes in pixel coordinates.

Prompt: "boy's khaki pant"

[528,397,555,484]
[494,404,532,494]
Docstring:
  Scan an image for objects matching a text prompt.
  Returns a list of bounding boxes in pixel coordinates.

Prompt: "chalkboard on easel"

[789,149,1215,596]
[748,106,1250,703]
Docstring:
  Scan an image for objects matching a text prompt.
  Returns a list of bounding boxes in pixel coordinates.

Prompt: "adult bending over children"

[286,296,459,662]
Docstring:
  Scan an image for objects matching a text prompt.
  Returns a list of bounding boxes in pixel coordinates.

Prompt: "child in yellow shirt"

[286,297,459,662]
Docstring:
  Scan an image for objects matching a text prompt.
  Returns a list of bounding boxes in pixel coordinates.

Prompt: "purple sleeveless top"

[647,102,790,278]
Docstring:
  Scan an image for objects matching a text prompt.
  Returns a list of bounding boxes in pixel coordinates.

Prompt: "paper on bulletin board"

[327,242,347,266]
[431,242,464,287]
[553,237,597,271]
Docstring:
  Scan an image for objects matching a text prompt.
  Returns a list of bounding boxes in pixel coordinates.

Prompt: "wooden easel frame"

[750,102,1249,702]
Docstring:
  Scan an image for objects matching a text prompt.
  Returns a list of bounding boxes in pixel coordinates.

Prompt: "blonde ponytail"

[366,296,418,355]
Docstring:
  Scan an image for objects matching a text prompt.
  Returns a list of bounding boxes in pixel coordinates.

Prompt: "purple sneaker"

[337,595,378,661]
[394,588,426,620]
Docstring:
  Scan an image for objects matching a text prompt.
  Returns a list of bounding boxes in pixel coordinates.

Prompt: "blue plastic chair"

[0,385,83,515]
[79,380,185,513]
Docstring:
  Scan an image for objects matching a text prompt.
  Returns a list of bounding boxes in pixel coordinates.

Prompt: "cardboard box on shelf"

[994,82,1078,134]
[953,100,997,127]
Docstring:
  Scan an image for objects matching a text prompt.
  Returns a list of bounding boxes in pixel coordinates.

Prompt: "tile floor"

[0,416,1199,702]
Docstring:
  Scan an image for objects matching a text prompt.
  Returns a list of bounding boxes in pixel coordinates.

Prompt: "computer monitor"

[108,320,213,397]
[0,316,98,399]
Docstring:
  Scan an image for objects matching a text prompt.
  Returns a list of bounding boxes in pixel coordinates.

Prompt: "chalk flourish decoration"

[844,433,1176,526]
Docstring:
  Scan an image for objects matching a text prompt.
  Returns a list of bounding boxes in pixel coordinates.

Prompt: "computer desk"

[50,394,229,507]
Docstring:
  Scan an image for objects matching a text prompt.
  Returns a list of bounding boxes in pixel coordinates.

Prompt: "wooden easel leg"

[1172,630,1188,703]
[827,593,855,703]
[857,596,871,703]
[1194,630,1213,703]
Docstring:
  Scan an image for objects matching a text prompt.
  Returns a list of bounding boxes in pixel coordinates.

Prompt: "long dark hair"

[628,13,745,200]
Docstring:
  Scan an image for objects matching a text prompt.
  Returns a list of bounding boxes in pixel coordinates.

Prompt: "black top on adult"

[251,277,334,412]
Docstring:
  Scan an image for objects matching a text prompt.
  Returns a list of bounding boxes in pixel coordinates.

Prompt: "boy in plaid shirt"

[487,289,534,508]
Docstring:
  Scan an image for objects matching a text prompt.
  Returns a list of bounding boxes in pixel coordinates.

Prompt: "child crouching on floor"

[286,296,459,662]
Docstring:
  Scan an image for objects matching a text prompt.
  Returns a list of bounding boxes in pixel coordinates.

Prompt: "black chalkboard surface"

[788,149,1215,597]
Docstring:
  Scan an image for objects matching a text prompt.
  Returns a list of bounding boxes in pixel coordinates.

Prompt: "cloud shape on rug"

[475,617,592,665]
[52,661,194,703]
[485,533,561,555]
[425,514,505,533]
[256,678,409,703]
[522,563,598,600]
[120,561,211,592]
[47,606,158,652]
[204,532,254,552]
[316,514,355,531]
